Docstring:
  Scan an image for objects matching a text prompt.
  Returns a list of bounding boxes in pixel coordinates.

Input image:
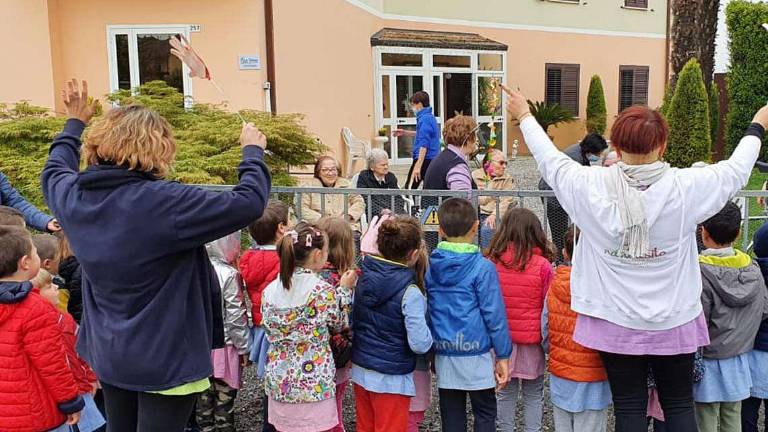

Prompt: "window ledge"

[621,5,651,11]
[542,0,582,5]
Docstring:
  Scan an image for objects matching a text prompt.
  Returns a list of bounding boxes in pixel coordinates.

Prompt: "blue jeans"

[478,214,496,250]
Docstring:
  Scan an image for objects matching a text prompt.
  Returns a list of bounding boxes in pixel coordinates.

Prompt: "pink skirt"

[508,343,545,380]
[211,345,241,389]
[268,397,339,432]
[409,370,432,412]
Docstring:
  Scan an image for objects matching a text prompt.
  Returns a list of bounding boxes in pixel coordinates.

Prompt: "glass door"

[392,74,424,164]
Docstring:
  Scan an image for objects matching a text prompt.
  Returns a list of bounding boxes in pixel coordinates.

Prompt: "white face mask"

[588,154,602,166]
[411,104,421,114]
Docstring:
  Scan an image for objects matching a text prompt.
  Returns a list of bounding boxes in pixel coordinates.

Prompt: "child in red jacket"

[0,225,84,432]
[487,208,555,432]
[239,200,289,432]
[34,269,105,432]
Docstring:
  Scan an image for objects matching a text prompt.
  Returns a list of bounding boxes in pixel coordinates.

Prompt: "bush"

[659,82,675,119]
[709,83,720,146]
[0,81,326,210]
[665,59,712,167]
[586,75,607,136]
[725,0,768,156]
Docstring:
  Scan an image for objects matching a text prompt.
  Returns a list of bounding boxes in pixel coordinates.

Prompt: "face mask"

[411,105,420,114]
[588,154,601,165]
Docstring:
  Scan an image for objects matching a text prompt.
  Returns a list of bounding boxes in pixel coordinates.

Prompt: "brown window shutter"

[632,66,650,106]
[625,0,648,8]
[561,64,580,116]
[545,64,563,107]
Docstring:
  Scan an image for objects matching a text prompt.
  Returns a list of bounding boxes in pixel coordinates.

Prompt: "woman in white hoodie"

[503,84,768,432]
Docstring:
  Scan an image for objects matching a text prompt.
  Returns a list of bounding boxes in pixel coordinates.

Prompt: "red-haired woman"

[503,85,768,432]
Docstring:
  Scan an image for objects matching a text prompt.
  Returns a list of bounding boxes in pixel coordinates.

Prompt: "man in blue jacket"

[0,172,57,232]
[395,91,441,190]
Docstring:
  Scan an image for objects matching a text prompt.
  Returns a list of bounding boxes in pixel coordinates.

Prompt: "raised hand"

[62,79,100,124]
[170,35,210,80]
[500,84,531,122]
[239,123,267,149]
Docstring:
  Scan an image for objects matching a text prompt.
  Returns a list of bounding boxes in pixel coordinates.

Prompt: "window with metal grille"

[624,0,649,8]
[618,66,650,112]
[545,63,580,116]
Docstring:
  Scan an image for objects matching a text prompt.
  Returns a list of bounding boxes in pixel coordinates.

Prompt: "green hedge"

[725,0,768,156]
[709,83,720,146]
[0,81,325,210]
[586,75,607,136]
[666,59,712,167]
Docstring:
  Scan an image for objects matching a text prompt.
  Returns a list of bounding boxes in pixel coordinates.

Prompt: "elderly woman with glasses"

[472,149,517,248]
[356,148,405,216]
[300,155,365,231]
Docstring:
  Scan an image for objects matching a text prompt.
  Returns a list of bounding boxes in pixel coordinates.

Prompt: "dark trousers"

[405,158,432,190]
[600,352,698,432]
[438,388,496,432]
[102,382,198,432]
[742,397,768,432]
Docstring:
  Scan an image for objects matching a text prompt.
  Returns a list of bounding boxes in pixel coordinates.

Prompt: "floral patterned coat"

[261,268,352,403]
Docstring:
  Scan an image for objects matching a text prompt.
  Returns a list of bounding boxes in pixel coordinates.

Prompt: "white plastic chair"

[341,127,371,177]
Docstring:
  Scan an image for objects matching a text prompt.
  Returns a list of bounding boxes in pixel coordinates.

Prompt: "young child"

[695,202,768,432]
[747,221,768,432]
[261,223,357,432]
[34,269,105,432]
[427,198,512,432]
[351,216,433,432]
[542,226,612,432]
[57,232,83,323]
[316,217,356,432]
[240,200,289,432]
[0,205,25,226]
[33,234,64,312]
[0,225,84,431]
[487,207,554,432]
[197,232,251,432]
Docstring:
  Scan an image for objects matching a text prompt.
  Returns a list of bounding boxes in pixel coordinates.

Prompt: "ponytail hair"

[377,216,426,292]
[278,222,326,290]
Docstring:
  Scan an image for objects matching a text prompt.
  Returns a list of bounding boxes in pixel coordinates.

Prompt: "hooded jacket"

[0,281,84,432]
[352,256,416,375]
[240,246,280,326]
[751,222,768,351]
[493,246,552,344]
[426,242,512,359]
[546,266,607,382]
[207,233,250,353]
[520,116,763,331]
[700,250,768,359]
[41,119,270,392]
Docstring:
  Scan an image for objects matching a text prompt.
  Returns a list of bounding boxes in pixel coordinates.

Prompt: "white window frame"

[374,46,507,164]
[106,25,193,106]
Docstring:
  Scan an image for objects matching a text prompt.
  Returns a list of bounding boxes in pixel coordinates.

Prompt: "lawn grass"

[737,169,768,251]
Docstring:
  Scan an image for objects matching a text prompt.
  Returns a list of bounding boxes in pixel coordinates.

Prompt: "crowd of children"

[3,187,768,431]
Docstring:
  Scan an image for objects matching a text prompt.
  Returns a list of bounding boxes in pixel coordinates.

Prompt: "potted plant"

[527,100,576,140]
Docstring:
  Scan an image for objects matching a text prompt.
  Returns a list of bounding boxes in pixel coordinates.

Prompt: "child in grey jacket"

[695,202,768,432]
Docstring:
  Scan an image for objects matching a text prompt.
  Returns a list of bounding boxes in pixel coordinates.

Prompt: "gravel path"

[234,157,766,431]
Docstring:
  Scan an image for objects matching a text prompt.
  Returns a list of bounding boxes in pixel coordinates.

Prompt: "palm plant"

[527,100,576,136]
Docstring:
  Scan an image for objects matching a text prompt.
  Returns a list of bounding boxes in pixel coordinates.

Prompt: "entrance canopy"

[371,28,508,52]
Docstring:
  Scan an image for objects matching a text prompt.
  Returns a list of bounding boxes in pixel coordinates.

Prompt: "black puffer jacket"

[59,256,82,324]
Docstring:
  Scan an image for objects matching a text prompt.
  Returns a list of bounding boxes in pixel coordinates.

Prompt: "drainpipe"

[664,0,672,86]
[264,0,277,114]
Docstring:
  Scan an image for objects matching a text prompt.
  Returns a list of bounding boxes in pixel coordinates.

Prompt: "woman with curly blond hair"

[41,80,272,431]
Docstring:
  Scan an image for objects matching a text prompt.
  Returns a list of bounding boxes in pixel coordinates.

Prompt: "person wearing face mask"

[395,91,441,190]
[538,133,608,262]
[472,149,517,249]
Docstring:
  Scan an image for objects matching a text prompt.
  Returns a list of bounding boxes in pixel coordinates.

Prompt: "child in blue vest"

[746,222,768,432]
[695,202,768,432]
[427,198,512,432]
[351,216,433,432]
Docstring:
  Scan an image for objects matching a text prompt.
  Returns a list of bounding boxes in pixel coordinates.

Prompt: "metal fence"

[199,185,768,252]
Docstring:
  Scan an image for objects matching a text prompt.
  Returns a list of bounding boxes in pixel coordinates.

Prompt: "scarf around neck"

[607,161,670,258]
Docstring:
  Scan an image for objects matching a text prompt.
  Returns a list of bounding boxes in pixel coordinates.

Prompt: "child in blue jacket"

[426,198,512,432]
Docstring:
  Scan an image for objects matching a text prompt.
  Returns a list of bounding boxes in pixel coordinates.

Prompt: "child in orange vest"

[542,226,612,432]
[487,208,555,432]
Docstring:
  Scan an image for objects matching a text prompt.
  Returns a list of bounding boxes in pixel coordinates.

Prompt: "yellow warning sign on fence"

[420,206,440,226]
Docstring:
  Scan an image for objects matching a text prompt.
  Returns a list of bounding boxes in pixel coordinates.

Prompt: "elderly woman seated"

[300,155,365,231]
[356,148,405,216]
[472,149,517,248]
